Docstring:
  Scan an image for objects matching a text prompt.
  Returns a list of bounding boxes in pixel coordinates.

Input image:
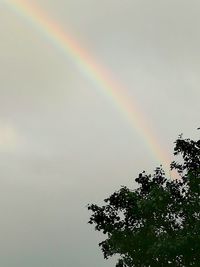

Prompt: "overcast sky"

[0,1,200,266]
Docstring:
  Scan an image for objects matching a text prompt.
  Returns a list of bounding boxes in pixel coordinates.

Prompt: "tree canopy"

[88,135,200,266]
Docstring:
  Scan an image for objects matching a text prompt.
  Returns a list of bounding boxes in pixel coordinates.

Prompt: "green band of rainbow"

[5,0,172,171]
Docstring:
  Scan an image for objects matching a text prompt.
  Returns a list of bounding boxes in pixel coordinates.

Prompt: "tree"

[88,135,200,266]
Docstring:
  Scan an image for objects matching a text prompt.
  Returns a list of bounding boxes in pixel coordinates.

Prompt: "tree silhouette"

[88,134,200,266]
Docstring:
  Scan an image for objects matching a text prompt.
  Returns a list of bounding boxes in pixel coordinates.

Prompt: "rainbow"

[4,0,172,171]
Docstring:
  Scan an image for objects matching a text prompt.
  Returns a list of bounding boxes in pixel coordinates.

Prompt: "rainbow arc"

[5,0,172,171]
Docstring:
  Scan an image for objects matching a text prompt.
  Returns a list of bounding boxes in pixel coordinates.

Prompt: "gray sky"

[0,0,200,266]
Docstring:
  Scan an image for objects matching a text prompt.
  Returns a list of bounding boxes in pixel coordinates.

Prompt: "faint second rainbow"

[5,0,171,170]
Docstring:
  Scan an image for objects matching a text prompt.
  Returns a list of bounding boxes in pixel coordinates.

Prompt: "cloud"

[0,121,19,151]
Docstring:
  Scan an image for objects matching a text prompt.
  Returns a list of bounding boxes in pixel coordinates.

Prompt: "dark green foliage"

[88,135,200,266]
